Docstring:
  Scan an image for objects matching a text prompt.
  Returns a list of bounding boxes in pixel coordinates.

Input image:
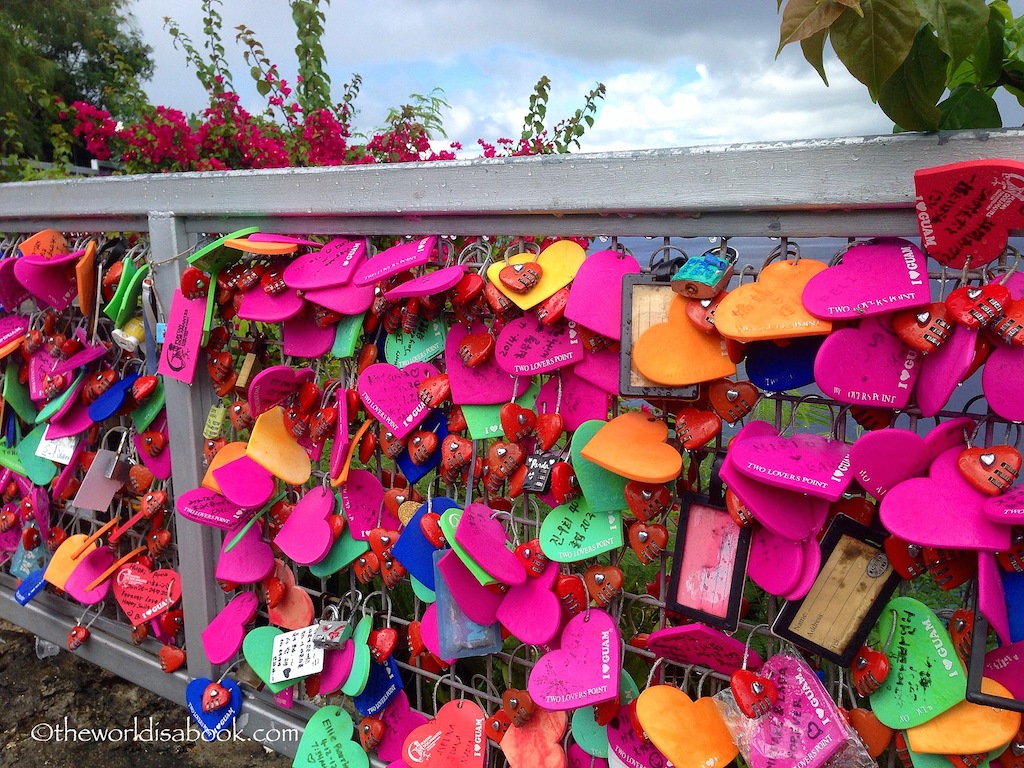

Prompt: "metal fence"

[1,128,1022,764]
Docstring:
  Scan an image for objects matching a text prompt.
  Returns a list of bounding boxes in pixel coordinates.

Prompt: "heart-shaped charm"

[555,573,588,617]
[801,238,930,319]
[730,432,852,501]
[731,668,778,718]
[851,645,891,697]
[445,322,529,405]
[623,480,672,521]
[499,403,536,443]
[403,699,487,767]
[580,412,682,484]
[848,428,930,500]
[539,497,622,562]
[632,295,737,386]
[534,412,564,451]
[358,361,437,440]
[159,644,186,673]
[707,378,759,424]
[15,250,80,310]
[564,250,641,340]
[984,342,1024,421]
[906,678,1021,756]
[536,369,610,432]
[496,558,562,646]
[892,301,956,352]
[494,317,584,375]
[647,624,760,675]
[947,282,1012,329]
[176,488,250,531]
[628,522,668,565]
[354,236,436,286]
[293,705,370,768]
[454,502,526,586]
[958,445,1022,496]
[847,708,893,759]
[112,562,181,627]
[201,591,258,665]
[211,454,275,509]
[485,240,586,309]
[528,609,621,710]
[246,364,315,417]
[245,406,311,486]
[501,708,568,768]
[274,486,336,565]
[186,677,243,741]
[417,372,451,408]
[915,323,977,418]
[215,520,274,584]
[747,526,807,596]
[635,685,738,768]
[284,238,365,289]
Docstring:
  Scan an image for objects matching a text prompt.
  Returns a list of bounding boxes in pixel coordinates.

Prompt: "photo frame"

[772,516,902,666]
[667,492,751,632]
[619,273,699,399]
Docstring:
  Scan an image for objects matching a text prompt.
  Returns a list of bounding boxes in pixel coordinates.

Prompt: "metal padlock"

[522,450,559,494]
[671,245,738,299]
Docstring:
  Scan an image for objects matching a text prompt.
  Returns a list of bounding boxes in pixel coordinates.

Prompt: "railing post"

[147,211,223,681]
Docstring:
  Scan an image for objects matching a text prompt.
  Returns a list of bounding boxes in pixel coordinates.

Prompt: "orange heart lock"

[580,411,682,483]
[635,684,738,768]
[714,258,832,342]
[633,295,737,386]
[906,678,1021,755]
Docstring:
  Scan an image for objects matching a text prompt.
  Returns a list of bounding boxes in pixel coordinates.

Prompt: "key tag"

[730,624,779,718]
[671,239,738,299]
[957,420,1022,497]
[67,601,105,651]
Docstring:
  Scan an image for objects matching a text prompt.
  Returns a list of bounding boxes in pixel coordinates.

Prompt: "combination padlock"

[521,450,560,494]
[670,244,738,299]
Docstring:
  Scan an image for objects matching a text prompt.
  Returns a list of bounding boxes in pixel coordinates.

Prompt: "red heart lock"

[440,435,474,475]
[550,461,581,505]
[534,286,570,325]
[158,644,187,673]
[202,681,231,712]
[369,627,399,663]
[408,430,438,466]
[42,372,66,399]
[484,709,512,745]
[451,272,485,307]
[594,697,620,727]
[58,336,82,360]
[260,267,287,296]
[498,261,543,294]
[577,324,616,353]
[357,343,378,374]
[484,281,516,317]
[264,576,286,608]
[957,445,1022,495]
[379,429,409,460]
[369,528,399,562]
[848,708,893,759]
[894,730,913,768]
[628,522,668,565]
[992,298,1024,345]
[534,412,564,451]
[507,463,528,498]
[584,564,624,607]
[268,498,295,534]
[997,729,1024,768]
[725,488,755,527]
[849,406,894,431]
[358,429,378,465]
[67,624,90,651]
[147,527,172,557]
[354,552,380,583]
[499,402,536,443]
[206,350,233,384]
[228,399,255,431]
[949,608,975,665]
[555,573,587,616]
[967,325,998,381]
[46,332,67,359]
[883,535,926,579]
[826,495,876,531]
[418,373,452,408]
[295,380,320,413]
[447,405,468,434]
[419,512,446,548]
[997,531,1024,573]
[707,379,760,424]
[235,263,265,293]
[282,405,311,440]
[140,430,167,458]
[851,645,891,697]
[0,509,16,533]
[674,406,722,450]
[400,297,423,335]
[685,289,730,333]
[730,668,778,718]
[327,514,346,541]
[359,716,386,752]
[501,688,537,727]
[158,608,184,638]
[312,305,344,328]
[203,437,227,467]
[923,546,977,589]
[309,405,338,444]
[131,374,159,405]
[384,487,420,518]
[180,265,209,299]
[381,558,406,589]
[514,537,549,577]
[892,301,956,353]
[458,331,495,367]
[486,441,525,494]
[407,619,426,656]
[624,480,671,522]
[946,283,1012,329]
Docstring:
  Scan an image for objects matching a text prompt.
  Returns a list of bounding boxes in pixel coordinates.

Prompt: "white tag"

[35,428,78,465]
[269,625,324,684]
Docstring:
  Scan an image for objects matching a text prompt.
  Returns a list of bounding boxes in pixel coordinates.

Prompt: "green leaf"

[972,8,1006,86]
[778,0,845,54]
[835,0,865,16]
[801,26,831,84]
[256,79,271,96]
[938,83,1002,128]
[878,27,946,130]
[250,66,261,80]
[914,0,988,70]
[831,0,921,100]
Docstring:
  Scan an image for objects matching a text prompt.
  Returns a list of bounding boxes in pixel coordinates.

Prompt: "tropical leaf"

[915,0,989,70]
[830,0,921,100]
[801,26,831,85]
[878,27,946,130]
[778,0,845,54]
[938,83,1002,128]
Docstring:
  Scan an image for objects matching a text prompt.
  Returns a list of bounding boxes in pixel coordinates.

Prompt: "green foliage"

[164,0,233,96]
[777,0,1024,131]
[290,0,333,115]
[521,76,607,154]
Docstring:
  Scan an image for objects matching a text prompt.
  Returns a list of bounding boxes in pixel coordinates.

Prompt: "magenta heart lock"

[528,608,621,710]
[248,365,315,417]
[215,521,275,584]
[176,488,251,531]
[983,343,1024,422]
[319,642,355,695]
[564,250,642,341]
[494,317,584,376]
[385,265,466,300]
[730,432,853,501]
[202,591,259,665]
[339,469,399,540]
[495,559,562,646]
[282,306,336,357]
[847,428,930,500]
[14,250,80,310]
[419,603,456,665]
[358,362,437,440]
[0,259,31,310]
[814,314,920,409]
[212,455,276,509]
[572,347,619,395]
[453,502,527,586]
[354,236,437,286]
[283,238,366,289]
[915,323,977,417]
[801,238,930,320]
[273,486,336,566]
[747,526,806,597]
[445,322,529,405]
[535,370,610,432]
[647,624,760,676]
[237,284,304,323]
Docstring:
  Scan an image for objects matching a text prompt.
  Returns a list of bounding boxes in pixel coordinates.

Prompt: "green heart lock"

[410,574,436,603]
[539,496,622,562]
[570,420,629,513]
[331,313,366,359]
[242,625,294,694]
[308,523,369,579]
[462,382,540,440]
[383,316,447,368]
[0,439,28,476]
[438,507,497,586]
[4,364,37,423]
[570,671,640,758]
[187,227,260,273]
[130,379,165,432]
[115,262,150,328]
[341,615,373,697]
[870,596,967,729]
[103,257,137,322]
[35,371,85,424]
[292,705,369,768]
[15,424,57,485]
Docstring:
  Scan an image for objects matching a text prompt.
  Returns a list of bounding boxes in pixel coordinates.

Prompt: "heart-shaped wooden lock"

[892,301,956,352]
[707,378,759,424]
[957,445,1022,495]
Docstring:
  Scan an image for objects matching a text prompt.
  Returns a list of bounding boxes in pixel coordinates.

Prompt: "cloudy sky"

[125,0,1019,155]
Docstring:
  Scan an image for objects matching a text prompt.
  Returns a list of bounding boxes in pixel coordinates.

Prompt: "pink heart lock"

[134,413,172,480]
[453,502,527,586]
[786,537,821,602]
[0,313,28,349]
[983,343,1024,422]
[282,305,336,357]
[236,284,304,323]
[358,362,438,440]
[248,365,315,417]
[647,624,761,676]
[814,314,921,409]
[747,526,806,597]
[730,432,853,501]
[495,559,562,646]
[0,259,31,310]
[45,397,94,440]
[563,249,642,341]
[212,454,276,509]
[528,608,621,710]
[385,265,466,300]
[419,603,456,665]
[353,236,437,287]
[847,428,930,500]
[984,636,1024,699]
[915,323,977,417]
[339,469,398,540]
[923,416,974,463]
[535,370,610,432]
[984,484,1024,525]
[201,591,258,665]
[377,690,430,763]
[801,238,930,320]
[63,546,116,605]
[112,562,182,627]
[319,641,355,695]
[572,346,619,395]
[328,393,350,479]
[51,334,108,376]
[215,521,275,584]
[283,238,366,289]
[176,488,251,531]
[607,707,666,768]
[273,486,335,566]
[880,446,1012,551]
[748,653,848,768]
[301,279,375,316]
[444,322,529,405]
[14,250,80,310]
[436,549,504,626]
[495,317,585,376]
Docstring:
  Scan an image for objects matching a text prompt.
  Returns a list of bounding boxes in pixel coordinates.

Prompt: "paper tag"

[203,404,227,440]
[35,429,78,465]
[269,625,325,684]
